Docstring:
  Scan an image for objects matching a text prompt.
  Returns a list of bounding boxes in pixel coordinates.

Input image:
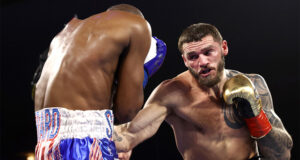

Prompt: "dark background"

[1,0,299,159]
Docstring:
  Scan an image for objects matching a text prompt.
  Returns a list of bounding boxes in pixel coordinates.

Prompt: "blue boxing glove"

[143,36,167,88]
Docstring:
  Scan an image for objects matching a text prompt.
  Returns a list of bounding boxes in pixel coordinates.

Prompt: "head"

[178,23,228,87]
[107,4,144,18]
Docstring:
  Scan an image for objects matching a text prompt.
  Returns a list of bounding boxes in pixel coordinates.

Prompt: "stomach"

[174,129,256,160]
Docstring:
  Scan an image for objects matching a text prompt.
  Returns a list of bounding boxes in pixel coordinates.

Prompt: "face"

[182,35,228,87]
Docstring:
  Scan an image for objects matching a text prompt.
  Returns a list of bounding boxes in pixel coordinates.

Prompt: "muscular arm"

[114,19,152,123]
[113,82,171,152]
[248,74,293,159]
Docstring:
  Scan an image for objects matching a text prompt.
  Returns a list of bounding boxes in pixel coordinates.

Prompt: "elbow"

[280,138,293,160]
[284,136,293,159]
[283,131,293,152]
[287,135,293,150]
[277,148,292,160]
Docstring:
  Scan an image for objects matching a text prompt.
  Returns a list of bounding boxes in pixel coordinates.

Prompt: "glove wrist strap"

[244,110,272,139]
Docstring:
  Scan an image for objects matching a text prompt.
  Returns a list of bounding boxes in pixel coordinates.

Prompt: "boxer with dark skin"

[34,4,151,122]
[114,23,293,160]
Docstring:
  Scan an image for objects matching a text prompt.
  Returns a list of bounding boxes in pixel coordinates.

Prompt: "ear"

[182,54,189,67]
[221,40,229,56]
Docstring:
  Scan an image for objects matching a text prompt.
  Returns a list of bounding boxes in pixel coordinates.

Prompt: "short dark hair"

[107,4,144,18]
[178,23,223,54]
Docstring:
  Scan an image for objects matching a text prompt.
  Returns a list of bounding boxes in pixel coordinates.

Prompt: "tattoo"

[113,131,123,142]
[223,103,244,129]
[258,128,293,159]
[226,70,293,159]
[226,69,241,78]
[246,74,293,159]
[246,74,274,111]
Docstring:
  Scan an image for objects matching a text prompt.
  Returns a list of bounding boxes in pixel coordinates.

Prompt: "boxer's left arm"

[247,74,293,159]
[113,20,152,123]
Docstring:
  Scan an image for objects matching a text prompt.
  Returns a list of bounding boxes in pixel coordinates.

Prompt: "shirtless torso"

[115,70,269,160]
[165,70,256,160]
[34,10,151,121]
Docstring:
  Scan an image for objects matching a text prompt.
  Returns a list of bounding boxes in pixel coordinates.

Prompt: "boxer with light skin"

[33,4,166,160]
[114,23,293,160]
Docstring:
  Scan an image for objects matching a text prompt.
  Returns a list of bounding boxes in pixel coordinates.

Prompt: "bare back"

[35,10,151,112]
[163,70,257,160]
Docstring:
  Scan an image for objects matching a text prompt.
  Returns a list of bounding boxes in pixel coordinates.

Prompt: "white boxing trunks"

[35,107,118,160]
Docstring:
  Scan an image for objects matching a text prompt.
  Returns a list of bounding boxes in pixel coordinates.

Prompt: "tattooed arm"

[248,74,293,159]
[113,123,132,152]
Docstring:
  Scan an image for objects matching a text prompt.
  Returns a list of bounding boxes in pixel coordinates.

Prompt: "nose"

[197,54,209,68]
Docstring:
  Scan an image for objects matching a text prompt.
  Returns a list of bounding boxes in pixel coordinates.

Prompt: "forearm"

[113,108,167,152]
[257,125,293,159]
[113,123,134,152]
[113,121,160,152]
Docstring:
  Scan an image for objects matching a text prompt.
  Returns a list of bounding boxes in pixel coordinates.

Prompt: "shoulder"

[226,69,269,93]
[158,72,191,94]
[226,69,266,84]
[243,72,267,88]
[113,11,150,32]
[148,72,191,106]
[245,73,270,95]
[226,69,242,78]
[90,11,151,34]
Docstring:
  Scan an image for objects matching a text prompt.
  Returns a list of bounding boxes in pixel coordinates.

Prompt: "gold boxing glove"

[223,74,271,139]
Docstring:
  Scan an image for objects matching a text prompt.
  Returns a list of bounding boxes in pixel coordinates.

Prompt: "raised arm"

[248,74,293,159]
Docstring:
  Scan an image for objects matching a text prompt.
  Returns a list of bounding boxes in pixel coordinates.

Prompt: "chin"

[198,75,221,87]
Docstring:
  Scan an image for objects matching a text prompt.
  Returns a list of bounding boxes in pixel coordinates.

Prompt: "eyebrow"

[186,51,196,57]
[185,45,215,56]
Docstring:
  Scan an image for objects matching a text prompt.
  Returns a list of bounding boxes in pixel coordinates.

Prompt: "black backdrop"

[1,0,299,159]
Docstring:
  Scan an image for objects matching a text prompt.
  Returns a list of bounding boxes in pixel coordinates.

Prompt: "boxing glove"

[223,74,272,139]
[143,36,167,88]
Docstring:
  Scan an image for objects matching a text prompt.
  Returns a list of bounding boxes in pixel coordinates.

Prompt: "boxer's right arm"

[114,102,168,152]
[113,81,171,152]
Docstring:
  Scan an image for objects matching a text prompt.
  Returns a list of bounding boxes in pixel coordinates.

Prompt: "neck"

[214,69,228,98]
[197,69,228,98]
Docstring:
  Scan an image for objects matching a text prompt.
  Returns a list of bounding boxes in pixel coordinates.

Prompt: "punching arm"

[113,83,170,152]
